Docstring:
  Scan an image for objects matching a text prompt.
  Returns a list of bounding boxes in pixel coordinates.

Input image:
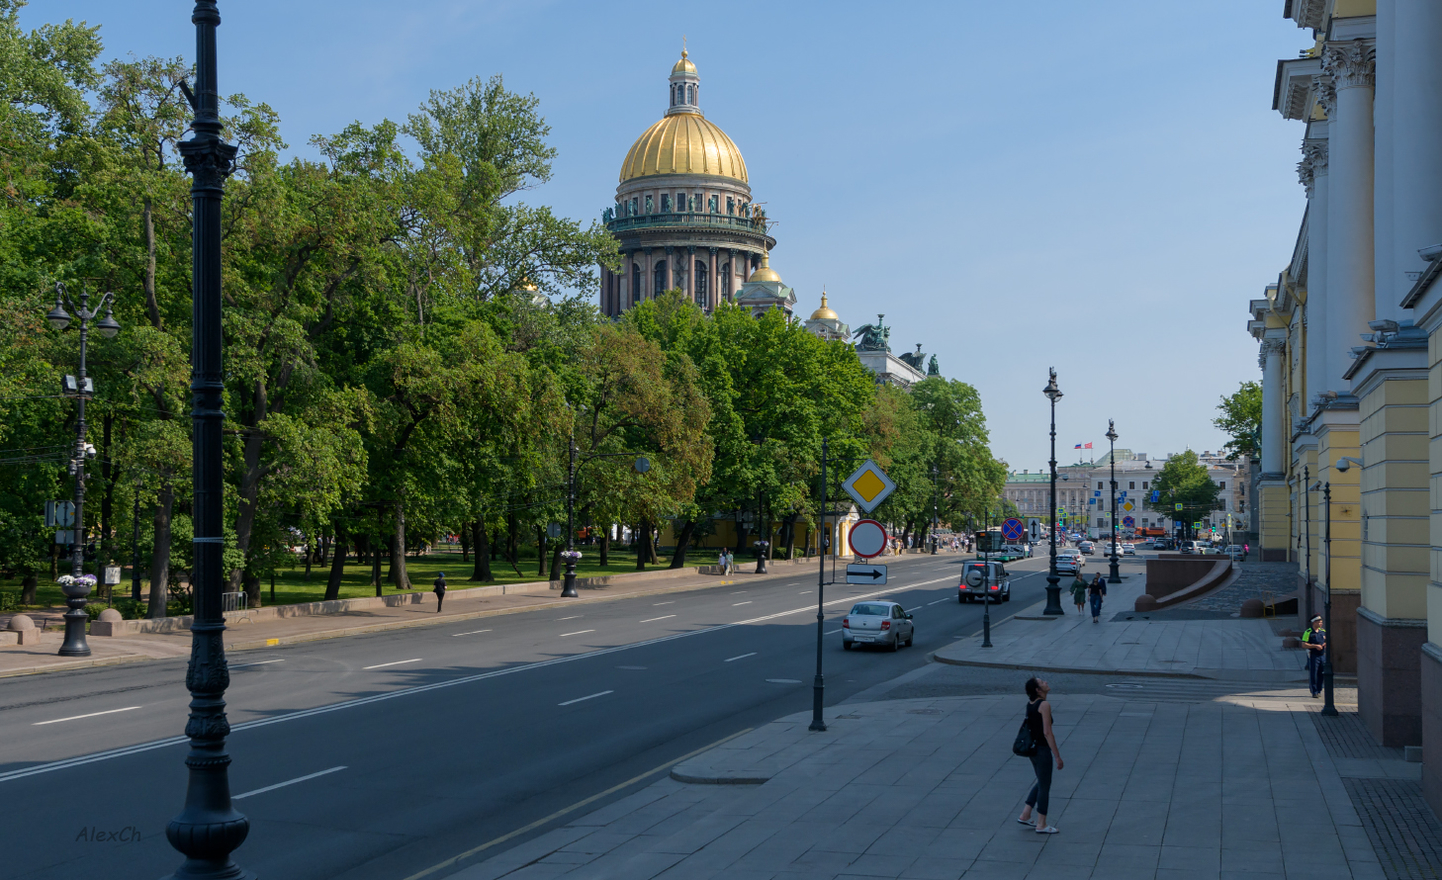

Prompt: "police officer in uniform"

[1302,614,1327,698]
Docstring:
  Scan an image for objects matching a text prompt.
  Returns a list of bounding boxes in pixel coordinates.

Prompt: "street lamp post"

[1105,420,1121,584]
[164,3,251,879]
[930,463,939,555]
[810,436,829,732]
[1042,369,1064,615]
[1303,465,1313,621]
[562,425,578,598]
[1320,480,1338,716]
[46,282,121,657]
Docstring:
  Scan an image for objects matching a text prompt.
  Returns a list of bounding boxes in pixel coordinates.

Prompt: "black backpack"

[1012,716,1038,757]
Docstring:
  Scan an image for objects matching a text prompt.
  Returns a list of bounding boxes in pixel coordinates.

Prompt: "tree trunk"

[470,520,493,582]
[232,426,265,595]
[734,517,749,558]
[100,412,115,561]
[507,511,519,566]
[303,532,312,581]
[324,526,346,601]
[669,519,696,569]
[459,522,470,562]
[318,531,331,567]
[148,485,173,618]
[783,514,797,560]
[635,521,649,571]
[390,502,411,590]
[142,196,162,328]
[548,543,563,581]
[20,575,36,605]
[599,528,610,567]
[536,526,547,576]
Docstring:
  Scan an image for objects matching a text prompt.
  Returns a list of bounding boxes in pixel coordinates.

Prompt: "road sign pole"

[982,566,992,648]
[810,437,827,733]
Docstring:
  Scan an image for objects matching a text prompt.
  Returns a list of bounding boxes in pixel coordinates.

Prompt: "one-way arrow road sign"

[845,563,888,585]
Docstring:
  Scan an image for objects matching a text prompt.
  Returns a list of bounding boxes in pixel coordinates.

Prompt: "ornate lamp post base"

[561,558,578,598]
[1042,581,1064,616]
[756,555,769,574]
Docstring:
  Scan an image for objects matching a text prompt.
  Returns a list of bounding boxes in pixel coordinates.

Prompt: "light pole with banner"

[1105,420,1121,584]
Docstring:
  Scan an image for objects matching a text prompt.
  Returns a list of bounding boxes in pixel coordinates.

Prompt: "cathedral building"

[598,50,775,316]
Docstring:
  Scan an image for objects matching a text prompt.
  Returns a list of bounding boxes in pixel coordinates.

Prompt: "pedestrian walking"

[1243,542,1250,560]
[1070,574,1088,614]
[1303,613,1327,697]
[1088,573,1107,623]
[1017,677,1063,834]
[433,571,447,613]
[718,548,728,576]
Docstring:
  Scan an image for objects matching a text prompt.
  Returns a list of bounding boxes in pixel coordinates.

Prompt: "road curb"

[929,653,1209,679]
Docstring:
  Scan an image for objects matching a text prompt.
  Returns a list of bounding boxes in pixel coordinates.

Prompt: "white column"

[1323,41,1377,394]
[1375,0,1396,318]
[1393,0,1442,298]
[1302,139,1329,407]
[1261,338,1286,475]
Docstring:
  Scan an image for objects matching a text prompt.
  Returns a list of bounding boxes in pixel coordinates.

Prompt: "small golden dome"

[672,49,697,76]
[749,251,781,283]
[810,292,838,322]
[619,113,748,182]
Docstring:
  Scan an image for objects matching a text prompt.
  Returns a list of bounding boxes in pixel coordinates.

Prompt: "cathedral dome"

[619,52,748,183]
[749,250,781,283]
[810,292,838,322]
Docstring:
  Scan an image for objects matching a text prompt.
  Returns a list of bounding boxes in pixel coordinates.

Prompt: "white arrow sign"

[845,563,888,585]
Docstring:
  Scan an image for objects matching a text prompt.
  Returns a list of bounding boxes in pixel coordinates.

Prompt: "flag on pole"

[1073,443,1082,449]
[1084,442,1093,449]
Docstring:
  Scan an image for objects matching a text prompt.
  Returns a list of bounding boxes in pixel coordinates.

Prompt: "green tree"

[1213,380,1261,461]
[1145,450,1220,537]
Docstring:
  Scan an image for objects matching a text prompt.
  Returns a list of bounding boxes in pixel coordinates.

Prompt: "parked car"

[1078,541,1096,555]
[1224,544,1246,560]
[1056,552,1084,575]
[1179,541,1208,555]
[842,601,914,651]
[1122,543,1136,556]
[959,561,1012,603]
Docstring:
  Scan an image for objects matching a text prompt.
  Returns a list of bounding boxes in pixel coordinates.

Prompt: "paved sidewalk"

[933,576,1305,683]
[450,693,1382,879]
[0,554,938,678]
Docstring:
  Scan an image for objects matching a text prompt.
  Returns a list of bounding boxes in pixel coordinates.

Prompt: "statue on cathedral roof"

[927,354,940,376]
[853,315,890,352]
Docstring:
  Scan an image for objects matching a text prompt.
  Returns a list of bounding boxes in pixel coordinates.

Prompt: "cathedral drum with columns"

[598,50,775,316]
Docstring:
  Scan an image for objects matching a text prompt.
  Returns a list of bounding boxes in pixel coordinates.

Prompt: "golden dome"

[620,113,748,183]
[810,292,838,322]
[749,250,781,283]
[672,49,696,76]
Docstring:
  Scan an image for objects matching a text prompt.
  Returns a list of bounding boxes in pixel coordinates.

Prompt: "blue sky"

[33,1,1308,470]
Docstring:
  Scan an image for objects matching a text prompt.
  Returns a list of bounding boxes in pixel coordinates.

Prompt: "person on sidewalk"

[433,572,447,613]
[1018,677,1063,834]
[718,548,728,576]
[1303,614,1327,698]
[1088,573,1107,623]
[1070,574,1088,615]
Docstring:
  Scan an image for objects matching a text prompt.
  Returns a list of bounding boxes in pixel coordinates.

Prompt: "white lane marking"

[363,658,422,670]
[33,706,140,726]
[233,766,347,800]
[558,690,613,707]
[0,583,918,784]
[767,679,802,684]
[733,601,752,606]
[725,652,757,662]
[557,616,581,621]
[452,629,491,637]
[927,598,949,605]
[231,659,285,668]
[731,591,747,594]
[906,607,922,612]
[799,590,811,594]
[640,615,676,623]
[560,630,595,637]
[616,666,647,670]
[652,601,674,606]
[826,629,842,635]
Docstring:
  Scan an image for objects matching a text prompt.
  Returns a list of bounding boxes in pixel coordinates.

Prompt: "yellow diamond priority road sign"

[841,459,896,514]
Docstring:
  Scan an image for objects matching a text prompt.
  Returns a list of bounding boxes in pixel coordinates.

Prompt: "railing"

[604,211,767,235]
[221,590,250,622]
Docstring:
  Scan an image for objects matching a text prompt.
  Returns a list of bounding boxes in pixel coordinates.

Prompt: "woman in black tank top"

[1018,677,1064,834]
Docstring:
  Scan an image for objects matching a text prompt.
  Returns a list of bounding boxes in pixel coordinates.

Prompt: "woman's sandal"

[1035,825,1059,834]
[1016,817,1035,826]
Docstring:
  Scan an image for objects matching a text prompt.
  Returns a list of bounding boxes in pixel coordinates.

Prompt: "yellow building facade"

[1252,0,1442,810]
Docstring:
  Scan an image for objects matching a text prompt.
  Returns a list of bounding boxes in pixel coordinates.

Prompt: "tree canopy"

[1213,380,1261,462]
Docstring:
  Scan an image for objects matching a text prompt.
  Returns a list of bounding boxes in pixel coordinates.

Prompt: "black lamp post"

[810,436,829,732]
[1320,480,1338,716]
[1105,420,1121,584]
[165,3,250,879]
[930,463,939,555]
[1303,465,1313,621]
[1042,368,1064,615]
[562,423,578,598]
[47,282,121,657]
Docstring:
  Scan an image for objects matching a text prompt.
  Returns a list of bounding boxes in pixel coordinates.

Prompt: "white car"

[1225,544,1246,560]
[1121,543,1136,556]
[842,601,914,651]
[1056,552,1084,575]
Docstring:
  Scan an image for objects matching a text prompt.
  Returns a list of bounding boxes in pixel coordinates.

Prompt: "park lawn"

[1,545,683,612]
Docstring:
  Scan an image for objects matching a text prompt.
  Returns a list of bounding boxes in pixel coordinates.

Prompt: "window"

[720,263,730,298]
[1097,482,1103,491]
[631,263,641,305]
[1129,482,1135,490]
[1142,482,1148,490]
[694,260,708,307]
[1219,482,1226,490]
[660,194,671,213]
[677,191,686,211]
[653,259,666,295]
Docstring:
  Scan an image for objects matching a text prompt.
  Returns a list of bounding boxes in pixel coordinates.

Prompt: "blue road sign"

[1001,517,1025,542]
[1093,490,1101,497]
[1123,516,1136,528]
[1151,490,1160,502]
[1088,498,1096,506]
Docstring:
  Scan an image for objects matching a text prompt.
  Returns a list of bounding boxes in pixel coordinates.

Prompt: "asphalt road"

[0,550,1137,879]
